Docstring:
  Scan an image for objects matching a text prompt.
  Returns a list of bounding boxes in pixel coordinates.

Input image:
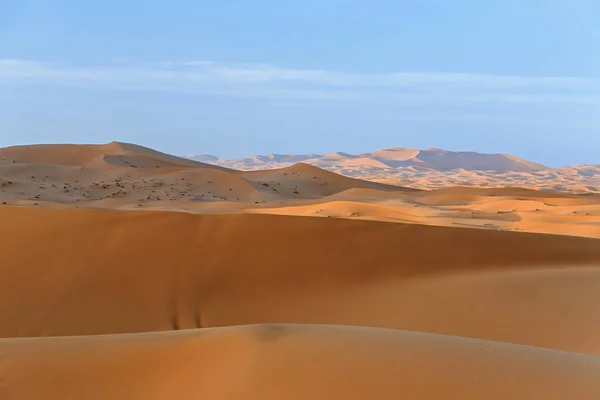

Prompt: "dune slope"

[1,141,600,399]
[2,324,600,400]
[1,142,598,238]
[1,207,600,355]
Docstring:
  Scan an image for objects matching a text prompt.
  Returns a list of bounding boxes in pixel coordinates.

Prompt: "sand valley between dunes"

[1,141,600,399]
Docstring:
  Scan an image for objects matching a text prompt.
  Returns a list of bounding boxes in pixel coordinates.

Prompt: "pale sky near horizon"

[1,0,599,166]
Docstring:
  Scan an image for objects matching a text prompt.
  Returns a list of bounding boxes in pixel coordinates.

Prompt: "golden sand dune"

[0,142,598,238]
[1,142,600,399]
[187,147,599,194]
[3,325,600,400]
[0,141,228,170]
[1,207,600,355]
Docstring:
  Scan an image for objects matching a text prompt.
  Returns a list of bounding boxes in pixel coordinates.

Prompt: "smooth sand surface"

[1,142,600,399]
[1,206,600,354]
[3,325,600,400]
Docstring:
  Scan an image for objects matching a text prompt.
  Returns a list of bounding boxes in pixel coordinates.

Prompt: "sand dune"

[189,146,548,173]
[187,147,599,193]
[1,207,600,355]
[3,325,600,400]
[0,141,227,170]
[0,143,414,206]
[1,142,598,237]
[1,141,600,399]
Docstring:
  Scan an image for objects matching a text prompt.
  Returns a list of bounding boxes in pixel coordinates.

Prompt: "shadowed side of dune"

[0,142,230,171]
[1,207,600,354]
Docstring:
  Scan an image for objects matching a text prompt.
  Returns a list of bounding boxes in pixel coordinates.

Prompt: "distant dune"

[0,142,598,238]
[0,141,230,170]
[1,141,600,399]
[187,147,548,172]
[187,147,599,194]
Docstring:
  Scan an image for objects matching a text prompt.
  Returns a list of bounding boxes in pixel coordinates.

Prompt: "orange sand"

[1,142,599,399]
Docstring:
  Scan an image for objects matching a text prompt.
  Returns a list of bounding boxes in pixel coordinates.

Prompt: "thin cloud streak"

[1,59,599,105]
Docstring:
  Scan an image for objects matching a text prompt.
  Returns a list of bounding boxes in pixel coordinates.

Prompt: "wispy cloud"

[1,59,600,105]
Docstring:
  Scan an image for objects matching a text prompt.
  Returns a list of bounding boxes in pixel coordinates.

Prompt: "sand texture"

[187,147,600,194]
[1,142,599,399]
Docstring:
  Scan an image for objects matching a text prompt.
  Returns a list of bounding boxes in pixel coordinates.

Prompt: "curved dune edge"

[2,324,600,400]
[1,141,599,238]
[1,206,600,356]
[1,142,600,399]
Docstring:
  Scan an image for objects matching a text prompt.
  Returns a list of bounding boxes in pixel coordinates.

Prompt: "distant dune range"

[1,141,600,399]
[1,142,598,238]
[187,147,600,194]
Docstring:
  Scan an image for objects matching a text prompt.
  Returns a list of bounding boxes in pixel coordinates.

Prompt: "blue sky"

[1,0,599,166]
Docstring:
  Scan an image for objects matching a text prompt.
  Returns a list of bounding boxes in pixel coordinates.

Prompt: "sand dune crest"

[1,141,599,399]
[3,324,600,400]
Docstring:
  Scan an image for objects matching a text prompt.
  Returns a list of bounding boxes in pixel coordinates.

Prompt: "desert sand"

[1,141,599,399]
[4,325,600,400]
[188,147,600,194]
[1,142,599,238]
